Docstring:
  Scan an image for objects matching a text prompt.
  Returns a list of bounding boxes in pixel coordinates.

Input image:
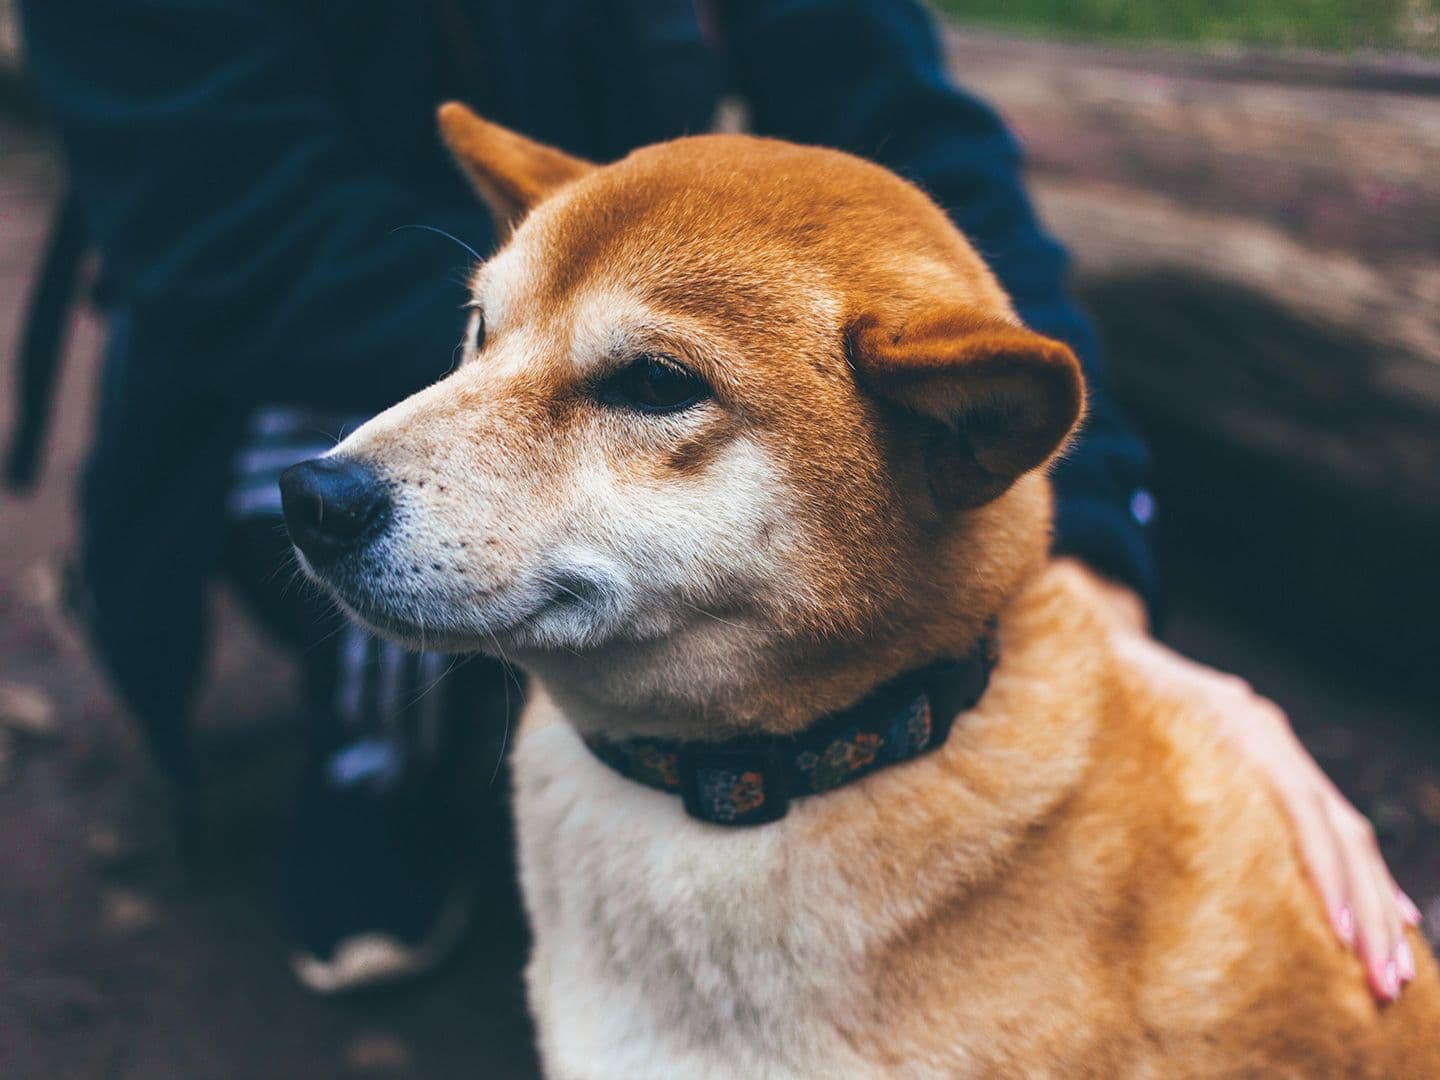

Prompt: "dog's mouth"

[299,549,620,655]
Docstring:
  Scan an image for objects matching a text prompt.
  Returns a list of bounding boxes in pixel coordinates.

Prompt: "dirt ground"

[2,112,1437,1080]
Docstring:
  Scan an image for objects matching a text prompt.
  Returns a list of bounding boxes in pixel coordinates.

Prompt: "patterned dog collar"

[582,629,999,827]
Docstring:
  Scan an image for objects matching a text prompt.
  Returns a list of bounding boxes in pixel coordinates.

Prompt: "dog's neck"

[524,622,989,743]
[520,477,1054,743]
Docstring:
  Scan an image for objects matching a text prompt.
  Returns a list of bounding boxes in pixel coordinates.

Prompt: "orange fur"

[320,105,1440,1074]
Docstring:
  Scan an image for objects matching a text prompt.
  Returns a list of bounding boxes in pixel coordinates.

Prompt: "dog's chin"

[306,572,623,657]
[320,585,540,654]
[330,594,481,653]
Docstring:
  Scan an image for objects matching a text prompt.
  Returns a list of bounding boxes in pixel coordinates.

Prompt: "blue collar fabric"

[583,629,1000,827]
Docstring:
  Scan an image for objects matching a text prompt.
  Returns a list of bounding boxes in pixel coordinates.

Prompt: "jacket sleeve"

[18,0,490,414]
[715,0,1158,605]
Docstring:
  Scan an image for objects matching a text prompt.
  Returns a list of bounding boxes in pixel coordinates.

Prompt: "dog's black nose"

[280,457,389,561]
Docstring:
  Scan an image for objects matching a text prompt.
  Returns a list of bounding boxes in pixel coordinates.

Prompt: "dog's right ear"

[437,103,594,236]
[851,309,1085,511]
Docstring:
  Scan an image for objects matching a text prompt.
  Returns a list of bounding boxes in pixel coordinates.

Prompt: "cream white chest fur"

[513,688,900,1080]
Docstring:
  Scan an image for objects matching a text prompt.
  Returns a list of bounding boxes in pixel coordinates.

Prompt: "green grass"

[933,0,1440,53]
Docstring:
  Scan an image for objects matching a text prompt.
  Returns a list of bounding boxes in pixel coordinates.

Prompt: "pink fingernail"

[1398,891,1423,926]
[1336,905,1355,946]
[1398,940,1417,983]
[1382,959,1401,1000]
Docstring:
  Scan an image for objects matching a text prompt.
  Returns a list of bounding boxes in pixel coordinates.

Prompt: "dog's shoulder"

[1048,570,1440,1074]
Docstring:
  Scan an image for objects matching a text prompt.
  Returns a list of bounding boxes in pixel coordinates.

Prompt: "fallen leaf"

[0,681,59,740]
[1415,782,1440,826]
[99,886,159,937]
[17,560,83,651]
[343,1032,414,1072]
[85,823,136,868]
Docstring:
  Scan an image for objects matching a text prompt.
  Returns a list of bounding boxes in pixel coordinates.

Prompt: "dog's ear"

[437,102,594,235]
[851,309,1085,510]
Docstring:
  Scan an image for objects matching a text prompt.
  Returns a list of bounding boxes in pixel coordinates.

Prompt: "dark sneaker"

[278,641,516,996]
[283,730,475,994]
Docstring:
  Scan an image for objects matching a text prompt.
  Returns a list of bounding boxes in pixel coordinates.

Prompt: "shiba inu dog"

[282,104,1440,1077]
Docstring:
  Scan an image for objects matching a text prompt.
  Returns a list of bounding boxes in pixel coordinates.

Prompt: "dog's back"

[1060,581,1439,1076]
[1098,633,1440,1077]
[812,566,1440,1077]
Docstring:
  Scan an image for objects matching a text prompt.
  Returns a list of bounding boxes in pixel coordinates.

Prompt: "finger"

[1367,840,1413,987]
[1336,808,1401,1001]
[1376,875,1418,985]
[1300,759,1413,975]
[1372,871,1418,984]
[1367,852,1411,941]
[1286,787,1353,947]
[1398,937,1418,985]
[1398,889,1423,929]
[1364,860,1410,990]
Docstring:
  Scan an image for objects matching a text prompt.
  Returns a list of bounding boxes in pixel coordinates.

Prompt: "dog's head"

[283,105,1083,734]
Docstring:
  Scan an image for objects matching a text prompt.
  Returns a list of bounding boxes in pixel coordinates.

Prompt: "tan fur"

[802,562,1439,1076]
[305,104,1439,1075]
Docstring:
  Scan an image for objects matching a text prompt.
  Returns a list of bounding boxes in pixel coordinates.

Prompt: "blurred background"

[1,2,1437,1077]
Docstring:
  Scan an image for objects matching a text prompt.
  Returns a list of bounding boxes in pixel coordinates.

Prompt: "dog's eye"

[596,355,710,414]
[466,307,486,355]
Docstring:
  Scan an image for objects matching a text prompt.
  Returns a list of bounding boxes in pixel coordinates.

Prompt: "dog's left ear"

[851,309,1085,510]
[437,102,594,235]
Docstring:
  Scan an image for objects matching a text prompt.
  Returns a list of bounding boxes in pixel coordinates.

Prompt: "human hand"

[1055,558,1422,1002]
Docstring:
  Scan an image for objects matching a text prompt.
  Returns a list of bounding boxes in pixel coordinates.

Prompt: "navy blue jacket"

[20,0,1154,773]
